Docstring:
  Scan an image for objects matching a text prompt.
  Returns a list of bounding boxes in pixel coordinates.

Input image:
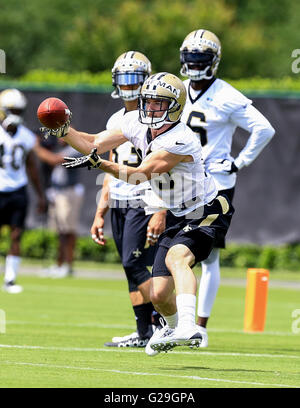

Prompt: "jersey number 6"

[186,111,207,147]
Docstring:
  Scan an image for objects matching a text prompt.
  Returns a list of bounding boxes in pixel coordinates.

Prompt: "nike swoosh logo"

[175,142,185,145]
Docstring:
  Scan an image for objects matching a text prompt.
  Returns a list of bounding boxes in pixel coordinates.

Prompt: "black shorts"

[0,186,28,228]
[152,194,234,277]
[111,201,157,291]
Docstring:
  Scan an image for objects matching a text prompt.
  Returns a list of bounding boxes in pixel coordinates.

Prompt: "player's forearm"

[98,151,180,183]
[65,128,127,157]
[235,125,275,168]
[231,105,275,169]
[34,143,63,166]
[96,174,111,216]
[99,160,151,184]
[64,127,98,155]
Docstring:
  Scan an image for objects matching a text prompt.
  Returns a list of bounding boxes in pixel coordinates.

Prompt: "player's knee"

[165,245,194,272]
[150,282,172,307]
[150,290,165,307]
[150,282,168,306]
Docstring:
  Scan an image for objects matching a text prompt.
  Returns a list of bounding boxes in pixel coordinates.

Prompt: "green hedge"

[1,70,300,96]
[220,243,300,271]
[1,227,300,271]
[0,227,120,264]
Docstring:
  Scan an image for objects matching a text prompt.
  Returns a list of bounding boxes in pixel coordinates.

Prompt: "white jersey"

[181,78,275,190]
[121,111,217,217]
[0,124,36,192]
[106,108,150,201]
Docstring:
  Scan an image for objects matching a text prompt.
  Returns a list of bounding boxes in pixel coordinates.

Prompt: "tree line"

[1,0,299,79]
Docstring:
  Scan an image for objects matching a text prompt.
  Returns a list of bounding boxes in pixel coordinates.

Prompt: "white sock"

[176,294,196,331]
[4,255,21,284]
[162,312,178,329]
[197,248,220,317]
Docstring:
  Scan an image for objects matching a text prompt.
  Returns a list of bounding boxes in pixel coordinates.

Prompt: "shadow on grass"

[160,366,277,374]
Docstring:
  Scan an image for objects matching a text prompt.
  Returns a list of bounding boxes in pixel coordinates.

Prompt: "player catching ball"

[40,72,234,355]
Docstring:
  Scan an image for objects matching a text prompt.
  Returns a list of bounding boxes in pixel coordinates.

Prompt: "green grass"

[0,271,300,389]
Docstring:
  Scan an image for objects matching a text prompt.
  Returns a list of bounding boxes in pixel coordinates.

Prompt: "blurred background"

[1,0,300,271]
[1,0,300,79]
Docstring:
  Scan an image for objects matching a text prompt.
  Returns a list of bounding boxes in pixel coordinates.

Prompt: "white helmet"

[180,29,221,81]
[111,51,151,101]
[139,72,186,129]
[0,88,27,129]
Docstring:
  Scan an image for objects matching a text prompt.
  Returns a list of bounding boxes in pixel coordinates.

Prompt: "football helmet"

[111,51,151,101]
[180,29,221,81]
[0,88,27,129]
[139,72,187,129]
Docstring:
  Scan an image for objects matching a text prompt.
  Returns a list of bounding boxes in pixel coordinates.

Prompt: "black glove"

[228,160,239,174]
[62,148,102,170]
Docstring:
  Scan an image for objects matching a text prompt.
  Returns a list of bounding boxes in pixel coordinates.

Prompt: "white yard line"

[0,360,298,388]
[0,343,299,359]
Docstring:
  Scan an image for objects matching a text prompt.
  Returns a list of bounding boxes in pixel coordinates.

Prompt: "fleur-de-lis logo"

[132,248,142,258]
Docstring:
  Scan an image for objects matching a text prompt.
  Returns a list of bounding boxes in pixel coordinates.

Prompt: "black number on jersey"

[112,148,119,164]
[158,172,175,190]
[186,111,207,146]
[0,143,26,170]
[112,146,142,168]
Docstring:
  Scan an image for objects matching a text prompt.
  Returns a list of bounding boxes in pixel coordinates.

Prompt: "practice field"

[0,270,299,389]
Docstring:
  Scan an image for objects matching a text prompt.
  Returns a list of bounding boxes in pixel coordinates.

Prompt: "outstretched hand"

[62,148,102,170]
[40,113,72,140]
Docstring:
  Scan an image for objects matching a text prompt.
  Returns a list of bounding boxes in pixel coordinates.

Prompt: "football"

[37,97,70,129]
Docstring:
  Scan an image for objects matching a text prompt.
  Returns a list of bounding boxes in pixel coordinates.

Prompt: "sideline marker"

[244,268,269,332]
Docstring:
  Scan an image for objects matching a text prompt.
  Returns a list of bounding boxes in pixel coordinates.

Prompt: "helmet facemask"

[111,52,152,101]
[138,72,186,129]
[111,71,147,101]
[180,51,218,81]
[179,30,221,82]
[139,95,179,129]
